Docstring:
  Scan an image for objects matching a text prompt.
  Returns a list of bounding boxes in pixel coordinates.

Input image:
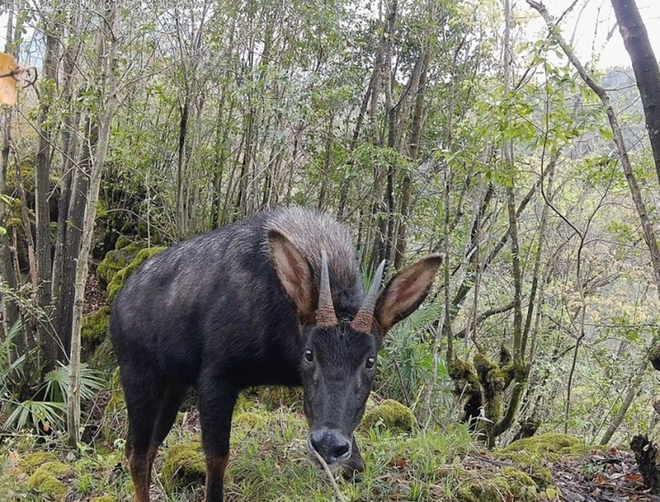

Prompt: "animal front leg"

[198,379,238,502]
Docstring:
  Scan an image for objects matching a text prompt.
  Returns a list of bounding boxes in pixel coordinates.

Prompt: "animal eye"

[365,356,376,369]
[304,349,314,362]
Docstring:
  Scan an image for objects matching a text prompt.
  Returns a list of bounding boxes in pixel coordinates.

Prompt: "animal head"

[269,229,442,469]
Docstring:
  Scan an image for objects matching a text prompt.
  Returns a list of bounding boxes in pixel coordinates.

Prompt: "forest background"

[2,0,660,500]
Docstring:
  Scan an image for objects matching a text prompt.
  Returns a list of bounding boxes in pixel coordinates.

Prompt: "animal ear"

[268,229,314,319]
[374,254,443,335]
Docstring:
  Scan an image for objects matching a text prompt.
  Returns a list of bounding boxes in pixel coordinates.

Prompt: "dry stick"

[311,449,347,502]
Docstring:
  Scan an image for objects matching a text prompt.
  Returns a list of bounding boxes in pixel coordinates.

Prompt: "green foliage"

[376,303,453,419]
[43,363,106,404]
[0,321,26,402]
[2,399,67,432]
[2,361,105,433]
[102,368,126,444]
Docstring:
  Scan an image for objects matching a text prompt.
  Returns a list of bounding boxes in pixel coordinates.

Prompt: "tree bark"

[610,0,660,186]
[35,15,60,368]
[67,0,120,448]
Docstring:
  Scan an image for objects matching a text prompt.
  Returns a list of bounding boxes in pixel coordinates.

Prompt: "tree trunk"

[67,0,120,448]
[599,358,647,445]
[610,0,660,186]
[35,17,60,368]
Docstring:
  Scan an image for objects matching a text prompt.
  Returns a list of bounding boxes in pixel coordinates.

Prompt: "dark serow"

[110,207,442,502]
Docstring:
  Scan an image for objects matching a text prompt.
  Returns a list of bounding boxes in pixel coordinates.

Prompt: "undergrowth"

[0,401,481,501]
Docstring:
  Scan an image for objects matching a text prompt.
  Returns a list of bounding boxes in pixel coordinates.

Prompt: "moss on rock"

[18,451,58,474]
[96,241,149,289]
[500,433,586,460]
[40,460,72,477]
[362,399,416,433]
[457,467,538,502]
[82,306,111,361]
[115,235,131,250]
[90,496,117,502]
[106,246,167,302]
[26,466,67,499]
[162,442,206,493]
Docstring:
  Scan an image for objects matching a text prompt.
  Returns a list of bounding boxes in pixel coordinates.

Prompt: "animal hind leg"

[121,366,164,502]
[148,381,190,469]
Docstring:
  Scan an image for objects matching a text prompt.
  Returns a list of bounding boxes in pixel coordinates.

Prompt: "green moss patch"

[18,451,58,474]
[90,496,118,502]
[362,399,416,433]
[82,306,111,362]
[162,441,206,494]
[457,466,539,502]
[106,246,167,302]
[90,335,116,371]
[500,433,587,460]
[96,242,149,289]
[26,466,67,499]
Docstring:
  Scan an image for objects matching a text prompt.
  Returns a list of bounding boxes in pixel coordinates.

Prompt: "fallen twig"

[311,449,347,502]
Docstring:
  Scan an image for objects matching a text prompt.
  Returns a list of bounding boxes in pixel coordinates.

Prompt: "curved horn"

[316,251,338,327]
[351,260,385,332]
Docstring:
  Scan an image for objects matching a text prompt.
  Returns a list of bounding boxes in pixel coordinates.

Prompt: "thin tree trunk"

[600,358,648,445]
[67,0,120,448]
[394,52,429,269]
[0,5,20,341]
[35,15,60,368]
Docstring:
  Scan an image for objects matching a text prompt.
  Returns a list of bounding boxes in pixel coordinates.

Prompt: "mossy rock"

[500,433,586,460]
[82,306,111,358]
[362,399,416,433]
[18,451,58,474]
[96,241,149,289]
[115,235,131,250]
[457,467,538,502]
[26,466,67,499]
[242,386,303,411]
[106,246,167,303]
[40,460,72,477]
[90,496,117,502]
[162,442,206,494]
[102,367,126,444]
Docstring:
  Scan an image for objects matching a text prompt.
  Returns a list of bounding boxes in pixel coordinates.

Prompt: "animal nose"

[309,430,351,464]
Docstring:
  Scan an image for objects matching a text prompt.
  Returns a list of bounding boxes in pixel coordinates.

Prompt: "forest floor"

[466,447,660,502]
[1,397,659,501]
